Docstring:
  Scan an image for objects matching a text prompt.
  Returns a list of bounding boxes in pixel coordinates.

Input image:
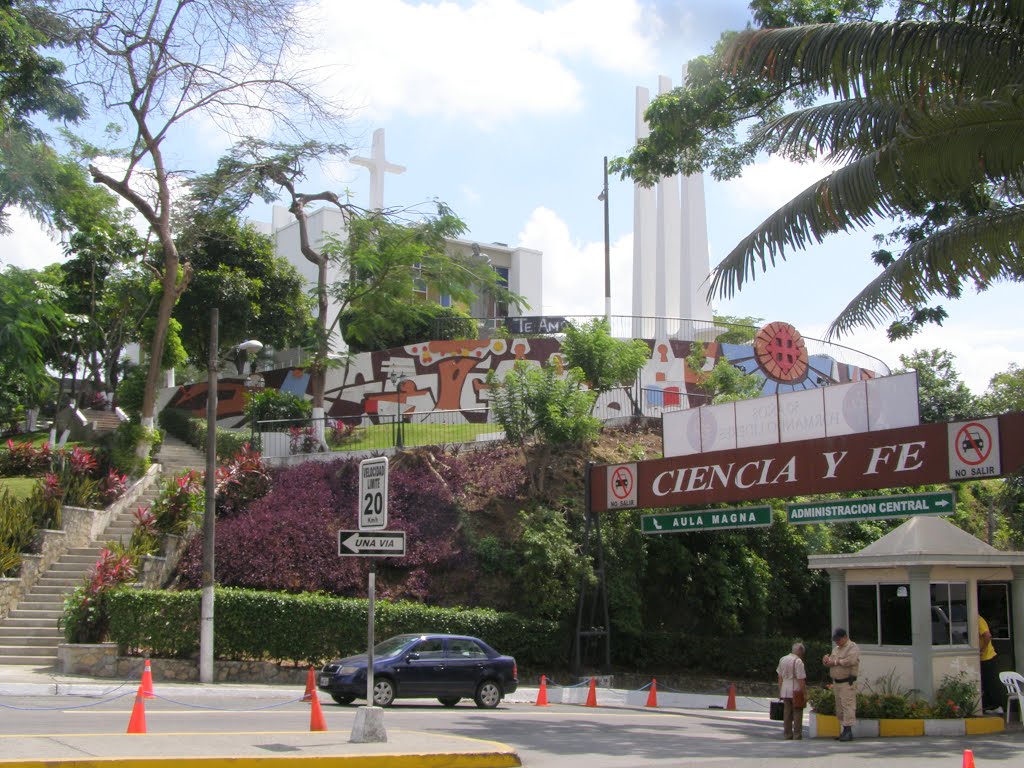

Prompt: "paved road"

[2,692,1022,767]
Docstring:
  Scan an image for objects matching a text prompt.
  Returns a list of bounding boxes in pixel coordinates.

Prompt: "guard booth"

[809,516,1024,708]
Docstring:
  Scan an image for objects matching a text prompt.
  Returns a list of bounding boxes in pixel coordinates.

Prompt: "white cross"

[350,128,406,210]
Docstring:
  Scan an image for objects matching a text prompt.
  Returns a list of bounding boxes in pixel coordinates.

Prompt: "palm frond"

[755,98,907,160]
[726,21,1024,104]
[826,206,1024,337]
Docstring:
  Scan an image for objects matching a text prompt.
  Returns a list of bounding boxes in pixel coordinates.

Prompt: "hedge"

[107,588,564,666]
[611,631,830,681]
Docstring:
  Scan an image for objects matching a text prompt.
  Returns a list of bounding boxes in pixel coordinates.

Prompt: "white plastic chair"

[998,671,1024,724]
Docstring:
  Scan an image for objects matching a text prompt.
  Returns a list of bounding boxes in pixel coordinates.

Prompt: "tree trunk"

[140,240,180,427]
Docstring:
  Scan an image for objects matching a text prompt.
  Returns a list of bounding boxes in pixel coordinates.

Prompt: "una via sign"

[338,530,406,556]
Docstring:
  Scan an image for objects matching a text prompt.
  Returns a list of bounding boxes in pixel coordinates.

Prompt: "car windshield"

[373,634,420,657]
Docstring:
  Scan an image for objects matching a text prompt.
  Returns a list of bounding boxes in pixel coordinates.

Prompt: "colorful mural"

[165,322,880,427]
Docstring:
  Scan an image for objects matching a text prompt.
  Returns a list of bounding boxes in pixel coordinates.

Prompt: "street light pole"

[600,156,611,324]
[200,308,218,684]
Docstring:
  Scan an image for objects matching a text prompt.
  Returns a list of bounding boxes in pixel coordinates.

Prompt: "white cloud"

[719,154,832,213]
[306,0,658,128]
[517,205,632,316]
[0,209,65,271]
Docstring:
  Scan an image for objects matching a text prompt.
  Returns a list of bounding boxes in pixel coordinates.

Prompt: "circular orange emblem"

[753,322,808,383]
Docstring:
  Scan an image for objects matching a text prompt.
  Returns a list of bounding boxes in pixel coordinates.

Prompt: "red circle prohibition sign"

[611,466,634,500]
[955,422,993,466]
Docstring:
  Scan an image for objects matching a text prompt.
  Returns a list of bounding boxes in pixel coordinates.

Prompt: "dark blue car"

[318,633,518,708]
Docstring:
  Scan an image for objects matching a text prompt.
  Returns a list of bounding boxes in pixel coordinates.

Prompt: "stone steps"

[0,472,166,667]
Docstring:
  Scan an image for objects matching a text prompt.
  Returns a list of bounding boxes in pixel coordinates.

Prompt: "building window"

[847,583,912,646]
[440,294,451,307]
[931,583,969,645]
[494,266,509,318]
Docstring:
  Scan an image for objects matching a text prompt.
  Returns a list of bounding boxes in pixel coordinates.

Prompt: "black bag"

[770,699,785,721]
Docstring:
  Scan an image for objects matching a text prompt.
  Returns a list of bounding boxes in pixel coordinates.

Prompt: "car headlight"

[339,665,360,675]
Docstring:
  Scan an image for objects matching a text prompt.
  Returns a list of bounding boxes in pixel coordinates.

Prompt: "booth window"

[848,583,912,645]
[931,583,969,645]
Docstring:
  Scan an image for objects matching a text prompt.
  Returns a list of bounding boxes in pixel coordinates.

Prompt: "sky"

[2,0,1021,394]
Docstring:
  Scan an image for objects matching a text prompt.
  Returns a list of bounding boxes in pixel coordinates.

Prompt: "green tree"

[338,303,476,354]
[192,139,523,410]
[561,318,650,414]
[0,266,66,419]
[894,349,979,424]
[979,363,1024,415]
[488,360,600,492]
[173,210,314,368]
[61,0,344,427]
[0,1,85,232]
[687,343,764,405]
[615,0,1024,340]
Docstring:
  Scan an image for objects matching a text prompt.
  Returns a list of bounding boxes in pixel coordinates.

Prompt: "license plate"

[319,676,329,686]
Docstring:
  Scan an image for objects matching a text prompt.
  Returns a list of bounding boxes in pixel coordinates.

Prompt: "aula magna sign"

[590,412,1024,513]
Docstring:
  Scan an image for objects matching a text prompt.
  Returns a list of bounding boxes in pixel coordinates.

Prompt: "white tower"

[632,71,714,338]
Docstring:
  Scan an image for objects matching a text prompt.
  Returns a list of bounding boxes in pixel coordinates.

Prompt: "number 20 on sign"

[358,457,388,530]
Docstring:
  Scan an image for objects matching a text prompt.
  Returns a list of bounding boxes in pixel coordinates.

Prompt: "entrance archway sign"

[590,412,1024,512]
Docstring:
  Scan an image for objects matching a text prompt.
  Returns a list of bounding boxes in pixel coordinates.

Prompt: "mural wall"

[166,323,879,427]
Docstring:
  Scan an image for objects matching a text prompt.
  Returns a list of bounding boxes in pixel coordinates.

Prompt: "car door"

[443,638,490,696]
[396,637,446,697]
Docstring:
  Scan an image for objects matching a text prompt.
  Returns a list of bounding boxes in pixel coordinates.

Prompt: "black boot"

[838,726,853,742]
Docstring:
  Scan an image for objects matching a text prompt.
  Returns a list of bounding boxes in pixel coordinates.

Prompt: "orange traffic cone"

[302,667,316,702]
[584,677,598,707]
[139,659,155,699]
[645,678,658,708]
[126,686,147,734]
[726,683,736,711]
[535,675,549,706]
[309,689,327,732]
[963,749,975,768]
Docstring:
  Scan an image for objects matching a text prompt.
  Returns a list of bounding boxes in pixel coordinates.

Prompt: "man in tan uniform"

[823,627,860,742]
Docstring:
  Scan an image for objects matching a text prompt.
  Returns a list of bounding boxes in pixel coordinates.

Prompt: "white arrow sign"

[338,530,406,557]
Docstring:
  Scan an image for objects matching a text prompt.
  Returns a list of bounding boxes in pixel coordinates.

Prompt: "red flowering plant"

[214,445,271,518]
[0,439,51,476]
[150,470,204,535]
[98,469,129,506]
[288,426,321,454]
[930,672,979,718]
[128,505,161,556]
[49,446,101,508]
[61,546,139,644]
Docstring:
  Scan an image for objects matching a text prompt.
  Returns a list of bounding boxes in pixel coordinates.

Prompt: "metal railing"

[255,408,502,458]
[433,314,891,376]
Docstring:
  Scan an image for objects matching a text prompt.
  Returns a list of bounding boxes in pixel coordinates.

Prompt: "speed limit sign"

[358,457,389,530]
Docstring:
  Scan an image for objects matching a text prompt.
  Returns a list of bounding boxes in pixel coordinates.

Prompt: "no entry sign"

[948,418,1000,479]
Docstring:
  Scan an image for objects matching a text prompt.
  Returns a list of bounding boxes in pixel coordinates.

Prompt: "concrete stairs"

[155,434,206,476]
[0,482,163,666]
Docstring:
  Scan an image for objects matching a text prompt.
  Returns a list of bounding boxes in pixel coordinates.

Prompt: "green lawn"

[0,477,38,501]
[330,421,503,451]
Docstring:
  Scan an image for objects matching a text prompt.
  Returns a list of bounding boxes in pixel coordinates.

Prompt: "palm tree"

[710,2,1024,337]
[623,1,1024,339]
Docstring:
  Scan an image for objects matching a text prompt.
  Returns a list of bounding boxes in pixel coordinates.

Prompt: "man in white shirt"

[777,642,807,740]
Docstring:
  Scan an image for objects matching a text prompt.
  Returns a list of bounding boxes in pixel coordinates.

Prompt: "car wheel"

[372,678,396,707]
[474,680,502,709]
[438,697,461,707]
[330,694,355,706]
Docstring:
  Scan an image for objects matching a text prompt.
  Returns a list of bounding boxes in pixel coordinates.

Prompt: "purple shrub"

[174,454,467,599]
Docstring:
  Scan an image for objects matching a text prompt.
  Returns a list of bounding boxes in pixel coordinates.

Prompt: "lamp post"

[599,156,611,324]
[200,325,263,684]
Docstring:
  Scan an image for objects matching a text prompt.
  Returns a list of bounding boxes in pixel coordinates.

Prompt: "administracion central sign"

[786,491,955,525]
[641,505,772,534]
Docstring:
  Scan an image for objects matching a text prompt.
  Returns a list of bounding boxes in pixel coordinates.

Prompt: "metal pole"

[200,308,218,683]
[367,562,376,704]
[602,156,611,324]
